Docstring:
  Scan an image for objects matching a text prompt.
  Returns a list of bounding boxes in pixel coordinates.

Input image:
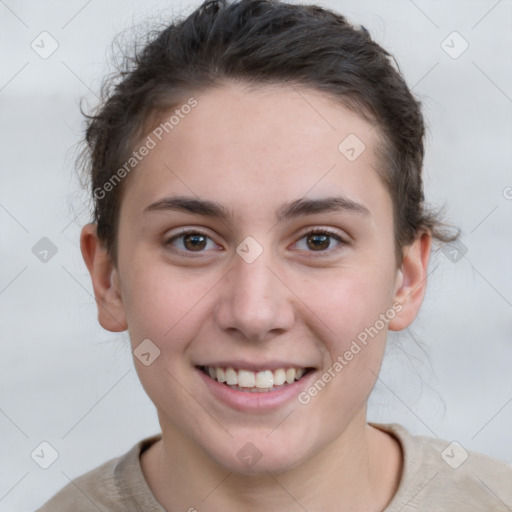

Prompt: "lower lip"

[196,367,317,412]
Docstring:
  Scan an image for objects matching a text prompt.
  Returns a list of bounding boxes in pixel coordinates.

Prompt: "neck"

[141,411,402,512]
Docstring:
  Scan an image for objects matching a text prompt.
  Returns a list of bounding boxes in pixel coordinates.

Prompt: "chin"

[207,437,309,476]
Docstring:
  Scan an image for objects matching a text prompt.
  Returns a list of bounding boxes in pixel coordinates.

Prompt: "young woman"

[38,0,512,510]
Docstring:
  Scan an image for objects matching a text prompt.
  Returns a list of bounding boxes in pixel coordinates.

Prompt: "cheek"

[298,271,392,417]
[309,265,395,344]
[120,257,220,349]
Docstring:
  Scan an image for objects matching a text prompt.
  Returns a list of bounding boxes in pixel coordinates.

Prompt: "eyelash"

[294,228,346,256]
[164,229,220,258]
[164,227,347,258]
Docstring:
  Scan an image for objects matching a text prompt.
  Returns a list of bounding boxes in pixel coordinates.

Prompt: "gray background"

[1,0,511,510]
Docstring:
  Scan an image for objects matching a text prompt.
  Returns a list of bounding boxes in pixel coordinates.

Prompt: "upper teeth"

[205,366,306,388]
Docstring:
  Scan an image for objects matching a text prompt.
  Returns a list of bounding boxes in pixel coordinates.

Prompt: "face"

[83,82,429,475]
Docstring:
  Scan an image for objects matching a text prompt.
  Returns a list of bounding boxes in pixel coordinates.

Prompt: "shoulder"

[36,456,122,511]
[371,422,512,512]
[35,435,163,512]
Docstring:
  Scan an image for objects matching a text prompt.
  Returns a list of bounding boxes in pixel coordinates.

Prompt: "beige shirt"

[36,422,512,511]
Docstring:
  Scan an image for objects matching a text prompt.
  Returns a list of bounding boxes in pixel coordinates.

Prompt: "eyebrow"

[143,195,371,221]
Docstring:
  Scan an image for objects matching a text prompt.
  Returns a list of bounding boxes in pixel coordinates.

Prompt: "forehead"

[121,82,389,221]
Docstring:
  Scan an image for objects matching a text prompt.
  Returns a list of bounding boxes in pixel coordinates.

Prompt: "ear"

[388,231,432,331]
[80,223,127,332]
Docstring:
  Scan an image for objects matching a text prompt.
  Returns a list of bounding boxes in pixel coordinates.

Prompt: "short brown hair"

[80,0,459,266]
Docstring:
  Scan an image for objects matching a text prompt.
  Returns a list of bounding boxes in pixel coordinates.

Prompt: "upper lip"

[196,361,316,372]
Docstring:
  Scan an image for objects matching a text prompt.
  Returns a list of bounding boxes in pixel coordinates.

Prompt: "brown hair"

[81,0,459,266]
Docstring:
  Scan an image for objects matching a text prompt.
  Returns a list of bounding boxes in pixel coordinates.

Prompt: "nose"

[214,250,295,342]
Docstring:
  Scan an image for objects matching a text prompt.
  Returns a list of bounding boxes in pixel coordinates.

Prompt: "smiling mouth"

[198,365,314,392]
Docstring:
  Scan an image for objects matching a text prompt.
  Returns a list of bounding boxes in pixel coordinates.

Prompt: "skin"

[81,82,432,511]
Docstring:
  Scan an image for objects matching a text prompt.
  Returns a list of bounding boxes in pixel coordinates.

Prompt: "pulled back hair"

[81,0,459,267]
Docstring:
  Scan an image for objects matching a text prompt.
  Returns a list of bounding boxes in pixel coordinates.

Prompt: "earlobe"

[80,223,128,332]
[388,231,432,332]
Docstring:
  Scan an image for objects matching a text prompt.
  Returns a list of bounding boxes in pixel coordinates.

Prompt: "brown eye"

[165,230,219,254]
[294,229,345,253]
[183,233,207,251]
[306,233,330,251]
